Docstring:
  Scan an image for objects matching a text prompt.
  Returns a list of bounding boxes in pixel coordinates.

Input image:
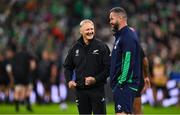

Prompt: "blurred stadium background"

[0,0,180,114]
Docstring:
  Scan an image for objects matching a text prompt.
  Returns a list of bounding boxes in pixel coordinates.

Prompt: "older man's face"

[80,22,95,41]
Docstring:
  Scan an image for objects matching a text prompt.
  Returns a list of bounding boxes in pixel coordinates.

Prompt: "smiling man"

[109,7,141,114]
[64,19,110,114]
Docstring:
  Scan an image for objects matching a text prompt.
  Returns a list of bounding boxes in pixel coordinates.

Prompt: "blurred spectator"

[37,50,52,103]
[0,53,11,103]
[49,51,67,110]
[152,56,169,106]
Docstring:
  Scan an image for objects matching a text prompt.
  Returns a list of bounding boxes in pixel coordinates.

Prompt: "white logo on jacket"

[101,97,105,102]
[92,49,99,55]
[75,49,79,56]
[114,39,120,50]
[117,104,121,110]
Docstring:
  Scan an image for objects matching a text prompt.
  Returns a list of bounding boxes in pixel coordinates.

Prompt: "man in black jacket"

[64,19,110,114]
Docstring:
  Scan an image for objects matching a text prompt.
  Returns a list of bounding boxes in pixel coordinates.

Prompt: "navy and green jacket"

[110,26,141,91]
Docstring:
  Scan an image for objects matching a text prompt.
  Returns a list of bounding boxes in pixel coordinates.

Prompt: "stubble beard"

[112,22,119,33]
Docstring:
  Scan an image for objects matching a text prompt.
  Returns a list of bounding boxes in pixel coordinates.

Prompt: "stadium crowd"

[0,0,179,110]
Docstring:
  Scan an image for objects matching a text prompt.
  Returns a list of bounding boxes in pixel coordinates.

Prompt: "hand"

[141,77,151,94]
[30,60,36,70]
[85,76,96,86]
[68,81,77,89]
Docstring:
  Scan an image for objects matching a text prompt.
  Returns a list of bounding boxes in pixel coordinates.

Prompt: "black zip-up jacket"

[64,37,110,89]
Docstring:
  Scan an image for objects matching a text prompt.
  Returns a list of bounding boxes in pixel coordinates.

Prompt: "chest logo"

[117,104,121,110]
[75,49,79,56]
[92,49,99,55]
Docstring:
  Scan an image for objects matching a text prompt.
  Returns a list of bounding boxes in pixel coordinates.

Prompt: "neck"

[83,38,90,45]
[119,22,127,30]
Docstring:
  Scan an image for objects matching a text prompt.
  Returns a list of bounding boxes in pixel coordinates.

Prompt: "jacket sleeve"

[117,34,136,86]
[95,44,110,83]
[64,48,74,83]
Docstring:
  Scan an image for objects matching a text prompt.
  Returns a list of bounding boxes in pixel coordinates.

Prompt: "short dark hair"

[110,7,127,19]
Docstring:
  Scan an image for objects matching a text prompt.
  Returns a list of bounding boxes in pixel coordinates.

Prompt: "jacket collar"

[114,26,128,39]
[77,36,95,47]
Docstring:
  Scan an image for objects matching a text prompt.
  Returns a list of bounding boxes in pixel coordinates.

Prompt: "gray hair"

[80,19,94,27]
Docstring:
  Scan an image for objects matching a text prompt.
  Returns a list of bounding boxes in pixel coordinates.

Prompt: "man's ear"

[80,27,83,34]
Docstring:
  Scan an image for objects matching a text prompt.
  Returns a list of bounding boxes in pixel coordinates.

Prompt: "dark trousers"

[75,86,106,115]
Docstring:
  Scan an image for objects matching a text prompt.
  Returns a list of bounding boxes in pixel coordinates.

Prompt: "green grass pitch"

[0,103,180,114]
